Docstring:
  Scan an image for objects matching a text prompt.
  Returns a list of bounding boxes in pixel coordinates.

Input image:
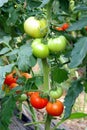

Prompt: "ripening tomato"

[9,83,18,90]
[48,35,67,52]
[30,92,48,109]
[55,27,63,31]
[4,72,17,85]
[21,72,32,79]
[62,23,69,31]
[24,17,48,38]
[46,100,64,116]
[32,43,49,59]
[26,91,35,97]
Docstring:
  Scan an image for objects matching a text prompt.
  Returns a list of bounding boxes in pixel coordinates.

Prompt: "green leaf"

[0,0,8,7]
[58,0,69,12]
[0,47,10,55]
[0,35,11,46]
[69,37,87,68]
[69,112,87,119]
[40,0,50,7]
[52,67,68,83]
[0,96,16,130]
[17,44,33,71]
[0,64,15,90]
[63,80,83,119]
[67,17,87,31]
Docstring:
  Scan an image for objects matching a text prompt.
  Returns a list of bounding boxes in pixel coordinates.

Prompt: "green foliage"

[0,96,17,130]
[63,80,83,119]
[52,67,68,83]
[69,37,87,68]
[69,112,87,119]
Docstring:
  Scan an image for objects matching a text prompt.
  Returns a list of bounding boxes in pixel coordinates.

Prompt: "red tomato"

[30,92,48,109]
[21,72,32,79]
[26,92,35,97]
[9,83,18,90]
[62,23,69,31]
[46,100,64,116]
[4,72,17,85]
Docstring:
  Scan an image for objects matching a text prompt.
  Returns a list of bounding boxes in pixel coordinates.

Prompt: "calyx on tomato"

[30,92,48,109]
[46,100,64,116]
[24,17,48,38]
[48,35,67,52]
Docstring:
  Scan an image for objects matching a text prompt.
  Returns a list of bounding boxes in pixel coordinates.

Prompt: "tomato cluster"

[27,90,64,117]
[2,71,32,101]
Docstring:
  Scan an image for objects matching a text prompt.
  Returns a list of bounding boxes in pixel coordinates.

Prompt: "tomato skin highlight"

[4,73,17,86]
[46,100,64,116]
[32,44,49,59]
[24,17,48,38]
[30,92,48,109]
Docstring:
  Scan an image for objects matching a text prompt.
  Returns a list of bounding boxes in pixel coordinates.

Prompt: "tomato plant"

[0,0,87,130]
[30,92,48,109]
[46,100,64,116]
[49,87,63,99]
[24,17,48,38]
[18,94,27,101]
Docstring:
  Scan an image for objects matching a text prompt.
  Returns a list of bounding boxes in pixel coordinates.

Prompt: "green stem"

[42,58,49,91]
[45,114,52,130]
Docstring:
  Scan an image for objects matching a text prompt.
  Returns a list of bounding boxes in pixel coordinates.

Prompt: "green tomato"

[48,35,67,52]
[31,38,42,48]
[49,87,63,99]
[32,44,49,59]
[24,17,48,38]
[19,94,27,101]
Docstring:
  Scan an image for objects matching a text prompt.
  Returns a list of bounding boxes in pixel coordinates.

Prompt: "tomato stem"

[42,58,49,91]
[45,114,52,130]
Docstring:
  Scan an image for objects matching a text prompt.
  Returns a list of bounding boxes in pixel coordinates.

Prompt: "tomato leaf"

[17,44,36,71]
[0,96,16,130]
[63,80,83,119]
[0,47,10,55]
[58,0,69,12]
[40,0,50,7]
[67,17,87,31]
[69,37,87,68]
[69,112,87,119]
[0,64,15,90]
[52,67,68,83]
[0,0,8,7]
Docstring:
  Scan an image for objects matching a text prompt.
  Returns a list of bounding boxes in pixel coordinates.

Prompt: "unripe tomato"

[49,87,63,99]
[30,92,48,109]
[46,100,64,116]
[24,17,48,38]
[32,43,49,59]
[19,94,27,101]
[48,36,67,52]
